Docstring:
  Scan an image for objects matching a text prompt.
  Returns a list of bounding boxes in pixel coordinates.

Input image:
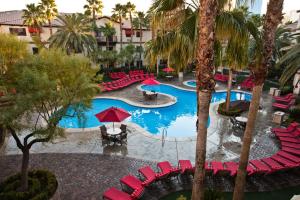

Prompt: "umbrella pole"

[113,122,114,131]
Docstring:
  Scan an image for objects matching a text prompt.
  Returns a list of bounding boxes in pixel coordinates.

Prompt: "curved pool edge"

[183,80,196,88]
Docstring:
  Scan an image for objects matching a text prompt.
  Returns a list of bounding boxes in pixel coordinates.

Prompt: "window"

[125,29,133,37]
[136,31,141,37]
[9,28,26,36]
[32,47,39,55]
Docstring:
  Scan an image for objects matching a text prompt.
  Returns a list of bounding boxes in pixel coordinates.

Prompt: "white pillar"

[293,69,300,95]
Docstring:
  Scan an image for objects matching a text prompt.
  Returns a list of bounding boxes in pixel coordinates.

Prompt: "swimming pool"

[183,80,196,87]
[59,84,252,137]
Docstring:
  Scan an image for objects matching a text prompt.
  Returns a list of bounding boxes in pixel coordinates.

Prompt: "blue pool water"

[59,84,252,137]
[185,80,196,87]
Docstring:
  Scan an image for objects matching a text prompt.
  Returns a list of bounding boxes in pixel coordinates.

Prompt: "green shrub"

[217,102,243,116]
[295,96,300,105]
[289,107,300,123]
[0,170,57,200]
[280,85,293,95]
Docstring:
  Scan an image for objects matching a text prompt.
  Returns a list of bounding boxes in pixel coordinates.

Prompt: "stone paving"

[0,75,299,199]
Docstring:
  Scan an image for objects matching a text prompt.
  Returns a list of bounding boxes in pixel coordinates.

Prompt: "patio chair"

[277,151,300,164]
[271,122,299,133]
[281,141,300,149]
[138,166,157,187]
[120,175,145,199]
[249,160,271,174]
[282,147,300,155]
[278,137,300,143]
[274,93,294,101]
[178,160,194,175]
[270,155,298,168]
[247,164,257,176]
[103,187,133,200]
[223,162,238,176]
[275,129,300,138]
[272,99,295,111]
[260,157,285,172]
[210,161,230,176]
[120,124,127,133]
[157,161,180,182]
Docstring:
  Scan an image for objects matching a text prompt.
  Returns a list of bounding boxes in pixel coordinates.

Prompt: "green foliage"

[0,33,28,75]
[84,0,103,20]
[0,170,57,200]
[279,85,293,95]
[97,23,116,38]
[49,14,96,55]
[38,0,58,24]
[119,44,136,66]
[218,102,243,116]
[22,3,45,28]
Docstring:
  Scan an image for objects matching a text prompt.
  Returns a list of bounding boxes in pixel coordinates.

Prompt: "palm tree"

[278,43,300,86]
[191,0,219,199]
[39,0,58,36]
[133,12,149,67]
[49,14,96,55]
[112,4,127,50]
[232,0,284,199]
[98,23,116,50]
[22,3,45,36]
[125,2,136,43]
[84,0,103,26]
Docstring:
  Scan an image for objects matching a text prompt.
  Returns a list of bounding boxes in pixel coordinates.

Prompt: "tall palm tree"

[22,3,45,36]
[98,22,116,50]
[39,0,58,36]
[191,0,218,198]
[232,0,284,199]
[84,0,103,26]
[125,2,136,43]
[112,4,127,50]
[49,14,96,55]
[133,12,149,67]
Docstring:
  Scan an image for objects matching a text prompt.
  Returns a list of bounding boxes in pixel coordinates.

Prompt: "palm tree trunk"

[48,19,53,36]
[120,17,123,50]
[130,12,133,43]
[225,69,233,111]
[233,0,284,199]
[139,24,143,68]
[20,148,30,191]
[192,0,218,199]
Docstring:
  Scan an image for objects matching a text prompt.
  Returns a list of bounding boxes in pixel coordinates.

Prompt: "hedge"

[0,170,57,200]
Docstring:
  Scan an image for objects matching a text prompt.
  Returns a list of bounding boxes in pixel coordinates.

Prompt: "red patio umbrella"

[142,78,160,85]
[95,107,131,130]
[162,67,174,73]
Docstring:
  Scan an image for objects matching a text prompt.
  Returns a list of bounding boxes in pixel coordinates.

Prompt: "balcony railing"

[96,36,118,43]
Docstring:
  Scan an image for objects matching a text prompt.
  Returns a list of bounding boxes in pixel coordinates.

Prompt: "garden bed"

[0,170,57,200]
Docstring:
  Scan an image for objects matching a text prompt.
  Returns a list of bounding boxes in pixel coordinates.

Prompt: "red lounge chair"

[272,100,295,110]
[247,164,257,176]
[277,151,300,164]
[210,161,230,175]
[281,141,300,149]
[274,93,293,101]
[278,137,300,143]
[224,162,238,176]
[103,187,132,200]
[275,95,295,104]
[157,161,180,180]
[261,157,285,171]
[138,166,157,187]
[275,129,300,138]
[120,175,144,199]
[271,122,299,133]
[178,160,194,175]
[270,155,298,168]
[250,160,271,173]
[282,147,300,155]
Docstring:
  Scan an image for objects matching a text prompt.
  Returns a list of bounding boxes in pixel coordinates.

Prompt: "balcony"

[96,36,118,44]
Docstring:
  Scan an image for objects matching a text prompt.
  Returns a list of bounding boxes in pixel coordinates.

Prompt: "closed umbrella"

[95,107,131,130]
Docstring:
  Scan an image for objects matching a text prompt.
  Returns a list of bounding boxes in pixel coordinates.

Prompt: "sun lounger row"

[214,73,229,82]
[109,72,127,80]
[239,76,254,90]
[272,99,295,111]
[100,73,155,92]
[273,93,295,104]
[103,151,300,200]
[129,70,144,77]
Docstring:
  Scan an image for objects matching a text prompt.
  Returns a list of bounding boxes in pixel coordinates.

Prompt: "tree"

[133,11,149,68]
[49,13,97,55]
[98,23,116,50]
[191,0,218,199]
[0,49,98,191]
[39,0,58,36]
[119,44,136,67]
[232,0,284,199]
[125,2,136,43]
[112,4,127,50]
[84,0,103,27]
[22,3,45,36]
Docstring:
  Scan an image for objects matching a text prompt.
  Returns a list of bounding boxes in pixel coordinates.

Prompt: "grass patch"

[0,170,57,200]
